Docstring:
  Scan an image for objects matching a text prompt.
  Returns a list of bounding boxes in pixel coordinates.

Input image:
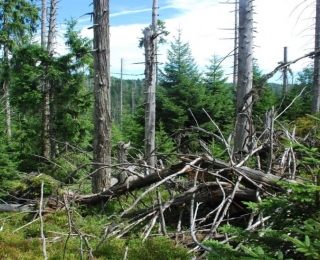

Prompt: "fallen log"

[0,204,32,213]
[74,156,293,204]
[121,182,256,218]
[75,166,179,204]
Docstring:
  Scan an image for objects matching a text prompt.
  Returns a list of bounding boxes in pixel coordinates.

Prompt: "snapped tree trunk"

[144,0,158,170]
[234,0,253,155]
[313,0,320,114]
[92,0,112,193]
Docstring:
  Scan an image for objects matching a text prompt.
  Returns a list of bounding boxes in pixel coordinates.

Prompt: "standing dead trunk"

[42,0,57,159]
[144,0,158,171]
[233,0,238,87]
[3,76,11,139]
[3,4,11,139]
[41,0,46,47]
[234,0,253,155]
[132,81,136,115]
[283,46,288,96]
[312,0,320,114]
[92,0,112,193]
[120,58,123,125]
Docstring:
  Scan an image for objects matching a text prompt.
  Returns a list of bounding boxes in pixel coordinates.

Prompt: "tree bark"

[234,0,253,154]
[3,2,11,139]
[41,0,46,47]
[75,157,294,204]
[283,46,288,96]
[42,0,57,159]
[144,0,158,170]
[312,0,320,114]
[233,0,238,87]
[92,0,112,193]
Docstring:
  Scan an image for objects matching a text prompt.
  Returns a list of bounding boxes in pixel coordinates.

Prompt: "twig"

[120,157,202,217]
[203,109,234,163]
[142,214,158,241]
[123,246,129,260]
[157,188,168,237]
[40,182,48,260]
[190,200,214,254]
[63,195,72,260]
[13,216,40,233]
[275,86,307,120]
[177,209,184,232]
[266,107,275,174]
[245,216,271,230]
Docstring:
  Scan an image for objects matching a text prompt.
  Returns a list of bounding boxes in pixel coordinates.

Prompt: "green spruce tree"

[203,55,235,133]
[157,30,208,133]
[281,65,313,121]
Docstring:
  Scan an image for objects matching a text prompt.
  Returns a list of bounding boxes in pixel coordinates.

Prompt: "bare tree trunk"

[3,78,11,139]
[234,0,253,155]
[120,58,123,125]
[3,5,11,139]
[283,46,288,96]
[313,0,320,114]
[42,0,56,159]
[233,0,238,87]
[132,81,136,115]
[41,0,46,47]
[47,0,56,55]
[92,0,112,193]
[143,0,158,171]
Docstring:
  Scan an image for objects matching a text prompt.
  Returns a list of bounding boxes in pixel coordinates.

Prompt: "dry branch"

[74,155,294,205]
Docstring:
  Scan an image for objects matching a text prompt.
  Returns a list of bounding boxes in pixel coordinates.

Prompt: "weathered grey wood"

[234,0,253,154]
[92,0,112,192]
[144,0,158,171]
[0,204,32,213]
[122,182,256,218]
[212,157,295,186]
[283,47,288,95]
[41,0,46,47]
[74,157,293,204]
[313,0,320,114]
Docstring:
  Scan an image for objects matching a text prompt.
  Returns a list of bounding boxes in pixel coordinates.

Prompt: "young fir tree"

[157,30,209,133]
[203,55,235,133]
[0,0,39,138]
[252,62,279,120]
[10,20,93,172]
[281,65,313,121]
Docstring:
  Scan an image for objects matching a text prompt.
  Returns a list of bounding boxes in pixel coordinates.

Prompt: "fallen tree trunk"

[121,182,256,218]
[0,204,32,213]
[74,156,291,204]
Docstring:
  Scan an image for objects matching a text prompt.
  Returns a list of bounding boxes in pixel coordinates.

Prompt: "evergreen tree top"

[204,55,229,92]
[0,0,39,51]
[159,29,199,88]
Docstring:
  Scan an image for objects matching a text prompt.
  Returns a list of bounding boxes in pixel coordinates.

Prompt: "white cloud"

[74,0,315,82]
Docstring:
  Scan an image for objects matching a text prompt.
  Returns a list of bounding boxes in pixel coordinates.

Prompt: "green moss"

[96,236,191,260]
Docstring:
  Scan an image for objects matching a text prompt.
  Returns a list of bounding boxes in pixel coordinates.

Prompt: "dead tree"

[92,0,112,193]
[42,0,57,159]
[312,0,320,114]
[143,0,158,171]
[41,0,46,47]
[234,0,253,155]
[283,46,288,96]
[3,2,11,139]
[233,0,238,87]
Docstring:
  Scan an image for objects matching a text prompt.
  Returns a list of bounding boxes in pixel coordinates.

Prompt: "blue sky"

[51,0,315,82]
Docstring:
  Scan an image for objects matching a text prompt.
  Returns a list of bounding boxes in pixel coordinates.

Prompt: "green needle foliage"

[8,19,93,173]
